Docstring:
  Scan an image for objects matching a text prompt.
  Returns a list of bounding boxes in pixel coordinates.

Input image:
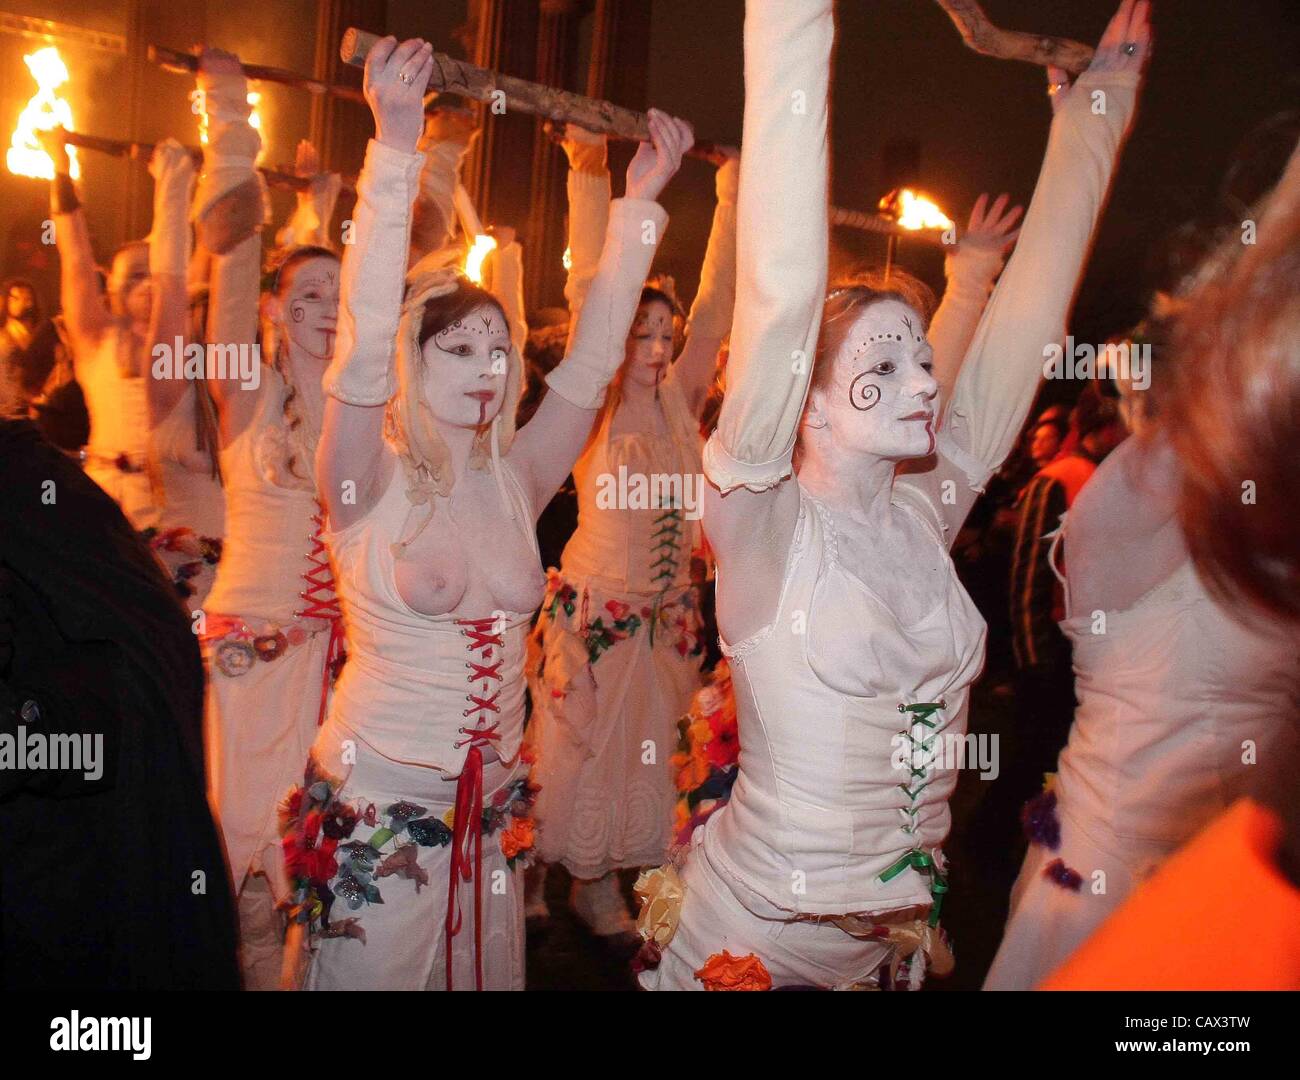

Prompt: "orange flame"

[893,188,953,232]
[464,233,498,284]
[7,47,80,180]
[197,87,267,163]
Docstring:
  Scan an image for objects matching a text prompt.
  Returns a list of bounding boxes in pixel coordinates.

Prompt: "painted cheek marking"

[849,372,881,411]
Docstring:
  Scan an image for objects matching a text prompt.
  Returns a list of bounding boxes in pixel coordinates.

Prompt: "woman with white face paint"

[41,135,158,527]
[170,48,349,990]
[284,37,690,990]
[525,127,736,937]
[638,0,1148,990]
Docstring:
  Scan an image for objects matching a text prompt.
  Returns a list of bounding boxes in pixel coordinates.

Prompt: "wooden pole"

[340,27,658,142]
[58,130,356,197]
[934,0,1094,74]
[148,43,467,119]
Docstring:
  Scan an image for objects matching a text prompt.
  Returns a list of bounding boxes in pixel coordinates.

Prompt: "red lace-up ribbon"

[445,616,505,991]
[295,500,343,726]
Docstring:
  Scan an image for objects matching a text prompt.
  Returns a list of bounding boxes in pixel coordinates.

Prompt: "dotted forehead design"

[850,316,927,360]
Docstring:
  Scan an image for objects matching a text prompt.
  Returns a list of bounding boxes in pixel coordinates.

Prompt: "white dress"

[983,545,1300,990]
[640,484,986,989]
[78,325,158,529]
[297,463,542,991]
[202,373,341,902]
[639,0,1138,990]
[529,382,706,878]
[146,385,225,610]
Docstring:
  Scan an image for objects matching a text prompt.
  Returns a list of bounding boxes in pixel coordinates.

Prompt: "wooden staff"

[830,206,948,246]
[340,28,661,142]
[58,130,356,197]
[148,43,470,118]
[934,0,1094,74]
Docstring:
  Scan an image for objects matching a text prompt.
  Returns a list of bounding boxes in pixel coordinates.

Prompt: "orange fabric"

[1042,798,1300,990]
[1039,453,1097,507]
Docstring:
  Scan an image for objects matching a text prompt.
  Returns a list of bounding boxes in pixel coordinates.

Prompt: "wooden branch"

[830,206,947,245]
[935,0,1094,74]
[57,130,356,196]
[341,28,660,142]
[148,44,469,119]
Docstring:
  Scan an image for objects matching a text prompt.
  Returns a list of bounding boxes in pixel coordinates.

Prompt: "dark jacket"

[0,419,238,989]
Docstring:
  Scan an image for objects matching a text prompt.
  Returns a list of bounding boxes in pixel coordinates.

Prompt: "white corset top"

[705,484,987,916]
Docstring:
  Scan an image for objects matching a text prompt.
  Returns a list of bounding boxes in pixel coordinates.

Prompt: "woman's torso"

[1054,526,1300,850]
[79,323,157,527]
[203,372,323,624]
[705,479,988,915]
[559,379,703,595]
[151,384,226,539]
[323,451,546,775]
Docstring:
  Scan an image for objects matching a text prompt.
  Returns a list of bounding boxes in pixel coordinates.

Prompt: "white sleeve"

[546,197,667,410]
[322,139,424,406]
[702,0,832,494]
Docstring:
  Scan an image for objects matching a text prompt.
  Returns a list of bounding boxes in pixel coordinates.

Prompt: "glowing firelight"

[7,47,80,181]
[562,246,572,271]
[464,233,498,284]
[197,88,267,163]
[891,188,953,232]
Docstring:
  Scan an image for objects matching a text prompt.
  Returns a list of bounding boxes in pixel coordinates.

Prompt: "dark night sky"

[643,0,1300,345]
[3,0,1297,351]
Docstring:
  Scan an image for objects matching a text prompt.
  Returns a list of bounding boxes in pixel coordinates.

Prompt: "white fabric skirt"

[529,580,704,879]
[298,729,528,992]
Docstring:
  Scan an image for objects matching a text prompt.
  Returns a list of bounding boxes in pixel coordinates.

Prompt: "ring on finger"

[398,70,414,85]
[1047,81,1067,96]
[1121,42,1138,56]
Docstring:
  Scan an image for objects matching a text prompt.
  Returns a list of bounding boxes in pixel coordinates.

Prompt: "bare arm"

[39,133,111,355]
[701,0,833,641]
[316,37,433,529]
[665,149,739,417]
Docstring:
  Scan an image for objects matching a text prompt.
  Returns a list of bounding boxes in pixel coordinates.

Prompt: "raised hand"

[149,138,194,184]
[625,109,694,203]
[960,192,1023,255]
[35,126,71,177]
[1047,0,1151,115]
[561,122,607,175]
[363,36,434,153]
[293,139,320,178]
[197,46,243,79]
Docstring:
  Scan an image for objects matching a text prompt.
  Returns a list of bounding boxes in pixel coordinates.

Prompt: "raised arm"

[409,109,476,268]
[700,0,832,603]
[275,141,342,250]
[560,125,612,334]
[927,193,1019,406]
[910,0,1150,543]
[39,132,112,354]
[144,140,196,428]
[316,37,432,529]
[486,229,528,357]
[194,48,270,444]
[665,148,739,417]
[512,111,690,511]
